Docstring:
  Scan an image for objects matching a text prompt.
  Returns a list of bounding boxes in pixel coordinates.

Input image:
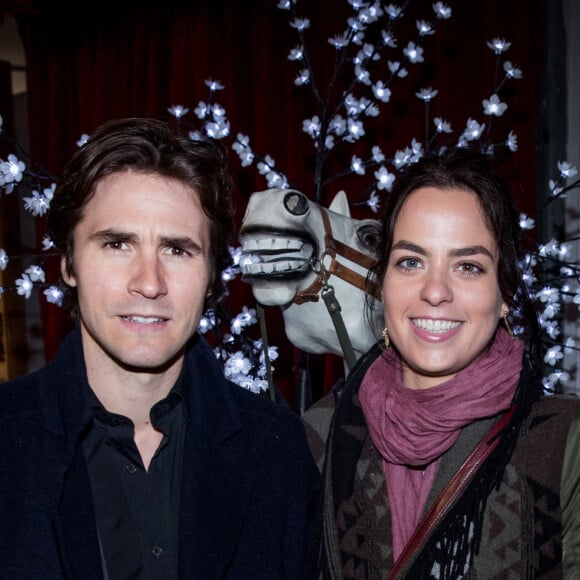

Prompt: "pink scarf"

[358,328,523,560]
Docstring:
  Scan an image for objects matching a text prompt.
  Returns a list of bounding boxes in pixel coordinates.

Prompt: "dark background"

[0,0,551,407]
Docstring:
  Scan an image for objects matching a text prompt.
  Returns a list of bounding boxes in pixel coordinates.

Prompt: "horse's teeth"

[243,239,259,251]
[242,236,308,252]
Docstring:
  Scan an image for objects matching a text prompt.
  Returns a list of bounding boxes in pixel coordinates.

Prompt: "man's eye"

[106,240,126,250]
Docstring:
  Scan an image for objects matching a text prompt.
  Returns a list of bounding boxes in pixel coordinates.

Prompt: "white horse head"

[239,188,383,363]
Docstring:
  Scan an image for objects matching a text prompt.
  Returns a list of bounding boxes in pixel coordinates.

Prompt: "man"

[0,118,319,579]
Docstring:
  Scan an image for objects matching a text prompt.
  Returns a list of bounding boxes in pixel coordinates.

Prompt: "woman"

[304,148,580,578]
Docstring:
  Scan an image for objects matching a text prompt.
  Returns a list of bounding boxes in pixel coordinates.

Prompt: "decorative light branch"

[1,0,579,395]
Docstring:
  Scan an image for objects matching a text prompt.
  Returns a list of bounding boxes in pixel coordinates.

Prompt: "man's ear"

[60,255,77,287]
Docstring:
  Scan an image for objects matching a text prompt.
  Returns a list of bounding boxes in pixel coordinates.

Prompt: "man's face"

[62,170,211,375]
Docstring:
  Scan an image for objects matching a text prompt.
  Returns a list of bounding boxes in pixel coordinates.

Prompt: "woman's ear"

[60,255,77,287]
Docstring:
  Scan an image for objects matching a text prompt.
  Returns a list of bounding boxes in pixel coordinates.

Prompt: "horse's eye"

[357,224,381,252]
[284,192,309,216]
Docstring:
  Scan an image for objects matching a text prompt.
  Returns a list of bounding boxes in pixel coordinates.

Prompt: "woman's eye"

[398,257,421,269]
[458,263,482,275]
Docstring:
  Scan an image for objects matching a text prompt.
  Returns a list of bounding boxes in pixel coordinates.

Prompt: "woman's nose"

[419,269,453,305]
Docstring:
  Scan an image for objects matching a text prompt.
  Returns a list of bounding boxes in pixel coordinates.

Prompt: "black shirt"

[83,378,185,580]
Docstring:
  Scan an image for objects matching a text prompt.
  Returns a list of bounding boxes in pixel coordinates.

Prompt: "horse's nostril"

[284,192,309,216]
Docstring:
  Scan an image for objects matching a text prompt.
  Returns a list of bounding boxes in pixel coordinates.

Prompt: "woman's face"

[382,186,507,390]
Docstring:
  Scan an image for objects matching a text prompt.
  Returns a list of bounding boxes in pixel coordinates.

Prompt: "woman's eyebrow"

[392,240,495,260]
[392,240,426,255]
[449,245,494,260]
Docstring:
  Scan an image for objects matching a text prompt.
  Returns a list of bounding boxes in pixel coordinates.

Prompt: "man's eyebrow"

[88,229,203,252]
[89,229,135,243]
[392,240,495,260]
[159,235,203,252]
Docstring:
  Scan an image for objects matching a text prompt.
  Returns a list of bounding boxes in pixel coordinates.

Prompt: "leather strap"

[388,404,516,578]
[294,207,380,305]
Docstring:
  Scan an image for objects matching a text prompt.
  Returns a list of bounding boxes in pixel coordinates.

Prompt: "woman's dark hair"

[47,117,235,316]
[367,147,541,362]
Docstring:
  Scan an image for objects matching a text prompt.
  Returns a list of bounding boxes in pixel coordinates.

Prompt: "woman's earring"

[382,327,390,349]
[502,312,515,340]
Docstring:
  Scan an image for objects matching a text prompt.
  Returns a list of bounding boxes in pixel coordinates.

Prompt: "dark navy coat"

[0,327,319,579]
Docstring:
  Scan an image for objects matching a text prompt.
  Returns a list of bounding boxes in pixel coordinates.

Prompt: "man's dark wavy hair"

[47,117,235,316]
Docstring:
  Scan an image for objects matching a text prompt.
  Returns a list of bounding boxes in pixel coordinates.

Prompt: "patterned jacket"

[304,343,580,579]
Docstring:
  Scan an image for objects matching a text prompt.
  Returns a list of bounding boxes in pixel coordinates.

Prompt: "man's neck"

[86,361,182,471]
[84,351,183,424]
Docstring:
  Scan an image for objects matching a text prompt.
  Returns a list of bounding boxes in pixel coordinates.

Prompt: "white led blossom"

[0,249,8,270]
[366,191,380,213]
[430,117,449,135]
[2,6,578,397]
[351,156,365,175]
[372,81,392,103]
[76,133,90,148]
[487,38,511,54]
[205,79,224,91]
[416,87,438,101]
[503,61,522,79]
[506,130,518,152]
[167,105,189,119]
[404,42,424,63]
[0,154,25,192]
[433,2,452,19]
[482,94,508,116]
[558,161,578,179]
[416,20,434,35]
[15,274,33,299]
[374,166,395,190]
[44,286,63,307]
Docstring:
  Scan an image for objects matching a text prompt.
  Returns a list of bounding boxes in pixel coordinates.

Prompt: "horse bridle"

[293,206,381,305]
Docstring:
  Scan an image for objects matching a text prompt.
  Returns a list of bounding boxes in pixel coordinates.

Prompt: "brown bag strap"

[388,404,516,578]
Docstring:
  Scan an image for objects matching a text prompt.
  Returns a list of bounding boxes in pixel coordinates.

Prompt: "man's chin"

[113,348,185,375]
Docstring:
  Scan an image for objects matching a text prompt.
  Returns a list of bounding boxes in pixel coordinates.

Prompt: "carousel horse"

[238,188,384,372]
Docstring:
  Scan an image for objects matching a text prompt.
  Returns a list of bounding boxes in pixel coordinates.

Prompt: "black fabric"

[83,383,184,580]
[0,326,320,579]
[328,343,383,517]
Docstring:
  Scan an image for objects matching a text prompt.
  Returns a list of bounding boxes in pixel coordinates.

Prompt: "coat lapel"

[53,445,105,579]
[177,335,255,578]
[178,421,253,578]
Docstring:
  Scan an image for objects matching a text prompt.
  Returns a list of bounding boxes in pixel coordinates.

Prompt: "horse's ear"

[328,190,351,217]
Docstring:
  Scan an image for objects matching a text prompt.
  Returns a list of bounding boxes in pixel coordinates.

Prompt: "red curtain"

[14,0,545,406]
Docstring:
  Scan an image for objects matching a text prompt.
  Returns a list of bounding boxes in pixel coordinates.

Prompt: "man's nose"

[128,252,168,298]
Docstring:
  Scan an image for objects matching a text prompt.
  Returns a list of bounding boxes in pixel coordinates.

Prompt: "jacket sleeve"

[561,415,580,578]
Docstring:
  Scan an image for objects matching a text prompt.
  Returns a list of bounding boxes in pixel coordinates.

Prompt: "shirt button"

[126,464,137,474]
[152,546,163,558]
